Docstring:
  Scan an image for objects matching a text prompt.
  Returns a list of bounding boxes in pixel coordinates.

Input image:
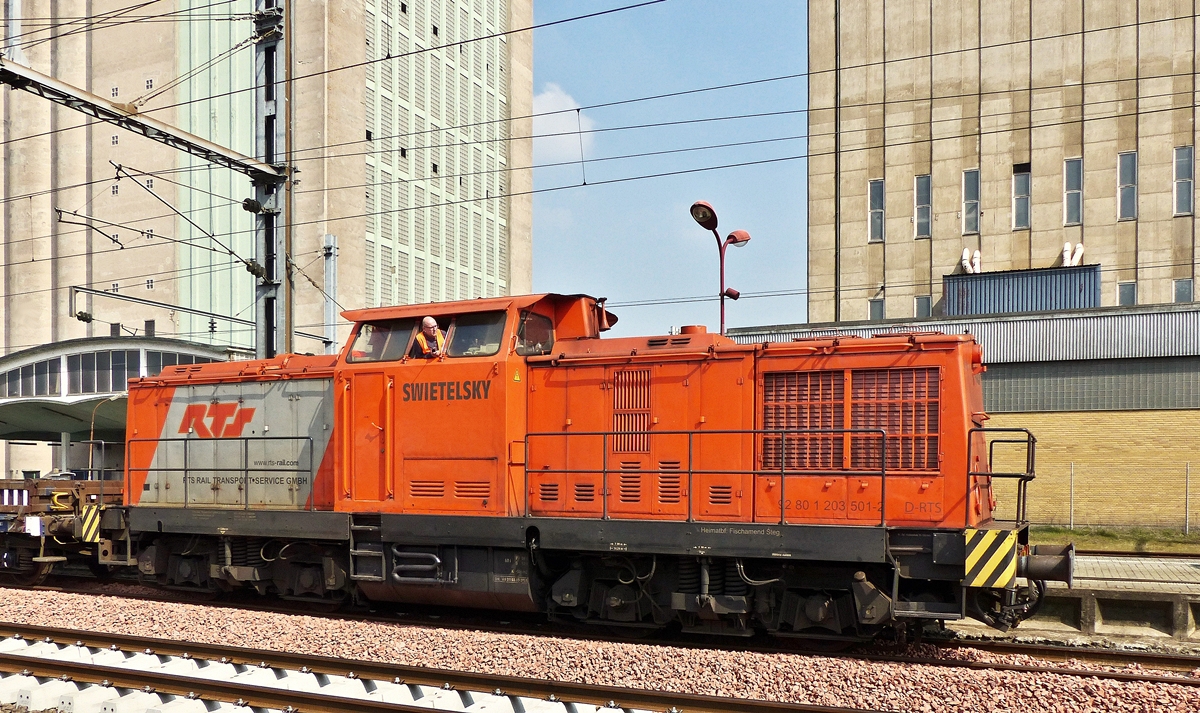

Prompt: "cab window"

[446,311,506,357]
[347,318,417,362]
[516,312,554,356]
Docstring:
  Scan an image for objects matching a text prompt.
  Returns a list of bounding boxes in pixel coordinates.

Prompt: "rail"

[967,427,1036,526]
[0,622,870,713]
[126,436,315,511]
[525,428,892,526]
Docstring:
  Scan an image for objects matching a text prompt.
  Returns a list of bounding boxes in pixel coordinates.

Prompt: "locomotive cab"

[335,294,614,518]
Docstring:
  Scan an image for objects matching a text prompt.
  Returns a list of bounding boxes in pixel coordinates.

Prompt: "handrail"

[524,428,890,526]
[126,435,315,510]
[967,427,1036,526]
[385,376,395,500]
[340,380,352,498]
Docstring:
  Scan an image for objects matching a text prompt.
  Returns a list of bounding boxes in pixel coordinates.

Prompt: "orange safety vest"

[415,330,445,355]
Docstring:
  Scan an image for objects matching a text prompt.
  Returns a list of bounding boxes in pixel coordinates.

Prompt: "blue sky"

[530,0,808,336]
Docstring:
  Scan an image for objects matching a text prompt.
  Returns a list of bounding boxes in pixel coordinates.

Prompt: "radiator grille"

[574,482,595,502]
[761,368,941,472]
[538,482,559,502]
[613,369,651,453]
[850,368,940,471]
[761,371,844,470]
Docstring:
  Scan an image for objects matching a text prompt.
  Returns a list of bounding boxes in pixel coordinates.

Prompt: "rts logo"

[178,403,256,438]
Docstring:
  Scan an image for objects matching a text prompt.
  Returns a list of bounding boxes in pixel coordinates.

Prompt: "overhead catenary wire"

[0,0,164,49]
[87,92,1200,251]
[5,0,242,52]
[0,10,1193,174]
[607,256,1200,310]
[292,80,1200,199]
[133,10,1195,146]
[4,87,1200,273]
[3,69,1200,224]
[5,66,1198,215]
[140,0,670,117]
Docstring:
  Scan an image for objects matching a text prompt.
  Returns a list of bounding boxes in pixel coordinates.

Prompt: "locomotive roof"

[341,293,600,322]
[135,353,338,386]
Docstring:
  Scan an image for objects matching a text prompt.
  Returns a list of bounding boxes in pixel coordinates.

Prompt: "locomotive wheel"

[0,560,54,588]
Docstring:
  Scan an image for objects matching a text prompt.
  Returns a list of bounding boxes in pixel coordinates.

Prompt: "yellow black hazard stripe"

[80,505,101,544]
[964,528,1017,589]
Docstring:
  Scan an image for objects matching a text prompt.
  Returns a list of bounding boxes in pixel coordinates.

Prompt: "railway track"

[19,575,1200,681]
[0,621,875,713]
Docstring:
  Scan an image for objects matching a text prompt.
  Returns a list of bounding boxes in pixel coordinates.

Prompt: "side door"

[393,311,509,515]
[340,319,413,504]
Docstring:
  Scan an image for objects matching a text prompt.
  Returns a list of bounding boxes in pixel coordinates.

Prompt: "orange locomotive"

[111,293,1072,638]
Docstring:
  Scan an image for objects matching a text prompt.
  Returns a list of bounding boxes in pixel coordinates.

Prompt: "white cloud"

[532,83,595,166]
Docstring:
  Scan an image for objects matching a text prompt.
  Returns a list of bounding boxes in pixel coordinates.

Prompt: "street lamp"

[88,394,120,480]
[690,201,751,335]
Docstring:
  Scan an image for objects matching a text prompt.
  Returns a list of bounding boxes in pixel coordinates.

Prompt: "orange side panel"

[885,475,947,524]
[125,384,177,505]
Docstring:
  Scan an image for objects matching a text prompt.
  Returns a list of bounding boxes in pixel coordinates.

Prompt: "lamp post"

[690,201,751,335]
[88,394,120,480]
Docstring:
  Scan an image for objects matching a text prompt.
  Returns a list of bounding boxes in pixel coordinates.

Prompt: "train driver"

[410,316,446,358]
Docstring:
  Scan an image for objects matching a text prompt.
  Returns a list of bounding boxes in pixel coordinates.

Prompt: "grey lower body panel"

[381,515,889,563]
[129,507,350,541]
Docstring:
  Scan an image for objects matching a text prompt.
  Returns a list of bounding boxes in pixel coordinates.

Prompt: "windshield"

[446,312,506,357]
[347,318,417,362]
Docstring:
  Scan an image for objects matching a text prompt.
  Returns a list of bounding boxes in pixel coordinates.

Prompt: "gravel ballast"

[0,588,1196,712]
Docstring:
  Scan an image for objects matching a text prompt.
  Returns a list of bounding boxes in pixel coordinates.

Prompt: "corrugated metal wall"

[984,358,1200,412]
[729,304,1200,364]
[943,265,1101,316]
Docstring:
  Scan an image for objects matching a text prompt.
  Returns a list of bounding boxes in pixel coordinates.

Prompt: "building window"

[111,185,119,196]
[914,174,931,239]
[962,169,980,234]
[145,320,156,338]
[1118,151,1137,220]
[111,135,119,146]
[868,179,885,243]
[1012,164,1031,230]
[144,228,154,239]
[868,298,884,321]
[915,295,932,318]
[110,323,121,338]
[1118,281,1137,306]
[110,87,118,97]
[1174,146,1194,216]
[145,178,153,189]
[433,25,439,36]
[146,279,154,290]
[111,283,119,293]
[1176,278,1194,303]
[1064,158,1083,226]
